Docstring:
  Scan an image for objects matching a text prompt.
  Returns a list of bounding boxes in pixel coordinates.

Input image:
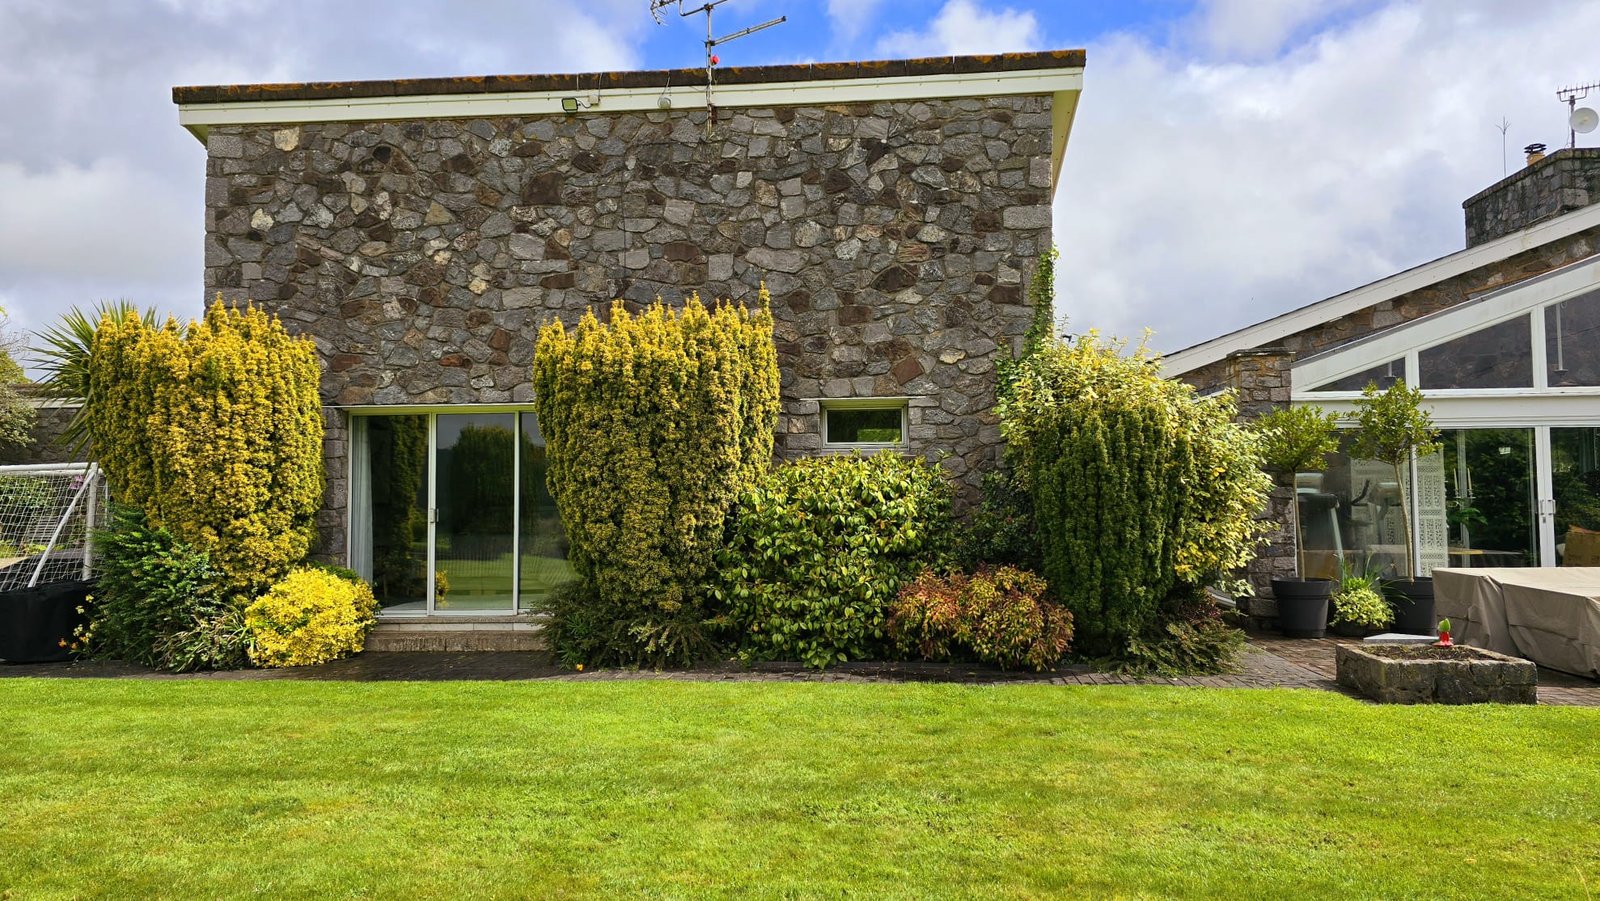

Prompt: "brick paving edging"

[3,636,1596,706]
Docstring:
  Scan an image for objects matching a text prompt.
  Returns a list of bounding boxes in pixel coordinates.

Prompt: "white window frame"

[818,397,910,450]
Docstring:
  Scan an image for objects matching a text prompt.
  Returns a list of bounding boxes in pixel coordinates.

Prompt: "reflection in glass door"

[1551,427,1600,565]
[434,413,517,612]
[1438,429,1537,571]
[352,410,573,615]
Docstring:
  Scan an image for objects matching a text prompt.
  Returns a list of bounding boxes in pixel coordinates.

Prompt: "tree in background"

[32,300,159,456]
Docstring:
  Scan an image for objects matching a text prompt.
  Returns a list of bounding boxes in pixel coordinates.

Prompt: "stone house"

[173,51,1086,618]
[1165,148,1600,617]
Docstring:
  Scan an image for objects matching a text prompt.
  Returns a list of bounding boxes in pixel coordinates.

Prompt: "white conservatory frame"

[1289,254,1600,571]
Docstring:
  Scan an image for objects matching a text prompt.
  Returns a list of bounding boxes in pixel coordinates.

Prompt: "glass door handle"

[1538,498,1556,521]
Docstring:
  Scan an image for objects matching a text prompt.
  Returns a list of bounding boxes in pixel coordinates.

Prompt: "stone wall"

[201,98,1055,559]
[1464,148,1600,247]
[0,404,84,467]
[1214,350,1294,613]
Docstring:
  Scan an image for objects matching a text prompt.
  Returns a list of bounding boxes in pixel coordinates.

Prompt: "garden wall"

[199,97,1055,557]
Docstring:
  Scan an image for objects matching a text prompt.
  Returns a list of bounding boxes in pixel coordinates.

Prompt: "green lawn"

[1,680,1596,899]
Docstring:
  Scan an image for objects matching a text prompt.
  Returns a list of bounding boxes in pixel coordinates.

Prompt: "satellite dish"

[1572,106,1600,134]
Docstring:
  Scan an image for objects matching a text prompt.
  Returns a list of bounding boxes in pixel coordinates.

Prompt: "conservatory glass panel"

[1552,427,1600,565]
[1545,290,1600,387]
[1417,315,1532,389]
[1308,358,1406,393]
[434,413,517,612]
[1294,433,1407,581]
[1437,429,1536,571]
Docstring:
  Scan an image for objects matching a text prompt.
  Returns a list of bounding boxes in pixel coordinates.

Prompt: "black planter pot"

[1331,621,1371,638]
[1386,578,1436,635]
[0,579,95,664]
[1272,578,1335,638]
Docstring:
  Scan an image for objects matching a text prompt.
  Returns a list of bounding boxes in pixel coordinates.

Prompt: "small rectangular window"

[823,403,906,446]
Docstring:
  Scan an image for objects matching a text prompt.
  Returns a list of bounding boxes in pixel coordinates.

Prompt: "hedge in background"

[88,299,324,596]
[997,333,1268,658]
[532,292,779,665]
[716,452,953,669]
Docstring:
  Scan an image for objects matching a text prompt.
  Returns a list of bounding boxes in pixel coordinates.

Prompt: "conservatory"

[1290,256,1600,579]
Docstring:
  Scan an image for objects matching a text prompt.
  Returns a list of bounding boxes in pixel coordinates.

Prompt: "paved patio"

[4,634,1598,705]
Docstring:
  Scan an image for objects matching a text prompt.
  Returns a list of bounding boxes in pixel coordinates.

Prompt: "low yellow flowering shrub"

[244,569,378,668]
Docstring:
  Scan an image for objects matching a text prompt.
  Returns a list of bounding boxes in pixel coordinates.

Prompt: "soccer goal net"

[0,462,108,593]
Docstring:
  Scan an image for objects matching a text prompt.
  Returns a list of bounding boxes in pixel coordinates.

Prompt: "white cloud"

[1053,0,1600,353]
[875,0,1042,57]
[827,0,886,46]
[1192,0,1377,59]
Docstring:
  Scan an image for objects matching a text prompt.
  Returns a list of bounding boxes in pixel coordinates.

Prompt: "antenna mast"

[651,0,786,125]
[1557,81,1600,149]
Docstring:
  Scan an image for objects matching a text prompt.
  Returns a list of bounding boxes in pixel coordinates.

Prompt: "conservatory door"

[1548,427,1600,566]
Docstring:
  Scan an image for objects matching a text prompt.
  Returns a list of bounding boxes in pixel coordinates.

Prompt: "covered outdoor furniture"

[1433,568,1600,678]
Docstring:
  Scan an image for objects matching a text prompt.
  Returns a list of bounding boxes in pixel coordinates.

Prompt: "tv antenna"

[1495,116,1511,177]
[651,0,786,124]
[1557,81,1600,149]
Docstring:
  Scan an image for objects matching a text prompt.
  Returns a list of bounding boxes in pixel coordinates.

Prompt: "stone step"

[366,621,547,652]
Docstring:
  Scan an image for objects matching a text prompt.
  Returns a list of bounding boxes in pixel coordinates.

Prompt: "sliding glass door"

[351,410,572,615]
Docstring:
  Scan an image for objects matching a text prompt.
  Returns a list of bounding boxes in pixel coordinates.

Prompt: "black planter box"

[0,579,95,664]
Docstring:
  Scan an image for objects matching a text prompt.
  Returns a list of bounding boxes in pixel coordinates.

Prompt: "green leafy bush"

[953,470,1040,571]
[890,566,1072,671]
[78,505,247,672]
[532,293,779,665]
[997,331,1269,658]
[539,579,717,670]
[717,452,953,669]
[1331,562,1392,630]
[1111,590,1245,676]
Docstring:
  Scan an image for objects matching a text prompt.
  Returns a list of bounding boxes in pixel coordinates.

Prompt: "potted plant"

[1255,405,1341,638]
[1348,380,1441,634]
[1329,559,1391,637]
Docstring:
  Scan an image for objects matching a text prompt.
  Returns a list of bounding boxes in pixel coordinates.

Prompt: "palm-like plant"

[31,301,159,454]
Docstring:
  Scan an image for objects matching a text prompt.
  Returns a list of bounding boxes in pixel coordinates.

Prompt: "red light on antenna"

[710,54,720,65]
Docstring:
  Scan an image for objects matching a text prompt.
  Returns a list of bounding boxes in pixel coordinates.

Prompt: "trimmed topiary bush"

[88,299,324,596]
[532,293,779,666]
[890,567,1072,671]
[997,331,1269,660]
[244,568,378,668]
[717,452,953,669]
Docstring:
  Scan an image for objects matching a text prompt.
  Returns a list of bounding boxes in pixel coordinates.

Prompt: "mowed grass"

[1,680,1596,899]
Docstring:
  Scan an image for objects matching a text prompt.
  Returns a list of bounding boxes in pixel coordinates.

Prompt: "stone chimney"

[1463,147,1600,247]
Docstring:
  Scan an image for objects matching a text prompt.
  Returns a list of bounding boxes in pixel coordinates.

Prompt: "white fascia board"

[179,68,1082,132]
[1298,394,1600,428]
[1290,256,1600,391]
[1161,201,1600,378]
[180,68,1081,200]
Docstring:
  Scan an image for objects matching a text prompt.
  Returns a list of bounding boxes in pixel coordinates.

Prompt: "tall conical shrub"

[88,298,324,596]
[532,290,779,665]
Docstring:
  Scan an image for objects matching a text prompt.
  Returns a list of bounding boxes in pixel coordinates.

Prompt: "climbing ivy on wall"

[532,291,779,664]
[88,298,324,596]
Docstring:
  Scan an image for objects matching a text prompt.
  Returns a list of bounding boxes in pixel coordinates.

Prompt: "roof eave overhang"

[1161,201,1600,378]
[177,67,1084,201]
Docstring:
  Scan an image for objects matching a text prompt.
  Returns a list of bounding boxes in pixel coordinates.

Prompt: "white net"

[0,463,107,593]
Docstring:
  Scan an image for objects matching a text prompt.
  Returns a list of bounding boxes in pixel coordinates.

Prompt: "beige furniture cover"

[1432,567,1600,678]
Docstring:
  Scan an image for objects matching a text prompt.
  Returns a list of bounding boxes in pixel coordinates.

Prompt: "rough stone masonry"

[199,95,1055,554]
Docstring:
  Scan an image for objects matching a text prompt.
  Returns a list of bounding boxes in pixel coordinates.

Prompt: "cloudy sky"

[1,0,1597,362]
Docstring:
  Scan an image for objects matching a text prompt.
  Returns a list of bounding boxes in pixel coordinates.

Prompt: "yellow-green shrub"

[88,298,324,596]
[244,568,378,667]
[532,291,779,665]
